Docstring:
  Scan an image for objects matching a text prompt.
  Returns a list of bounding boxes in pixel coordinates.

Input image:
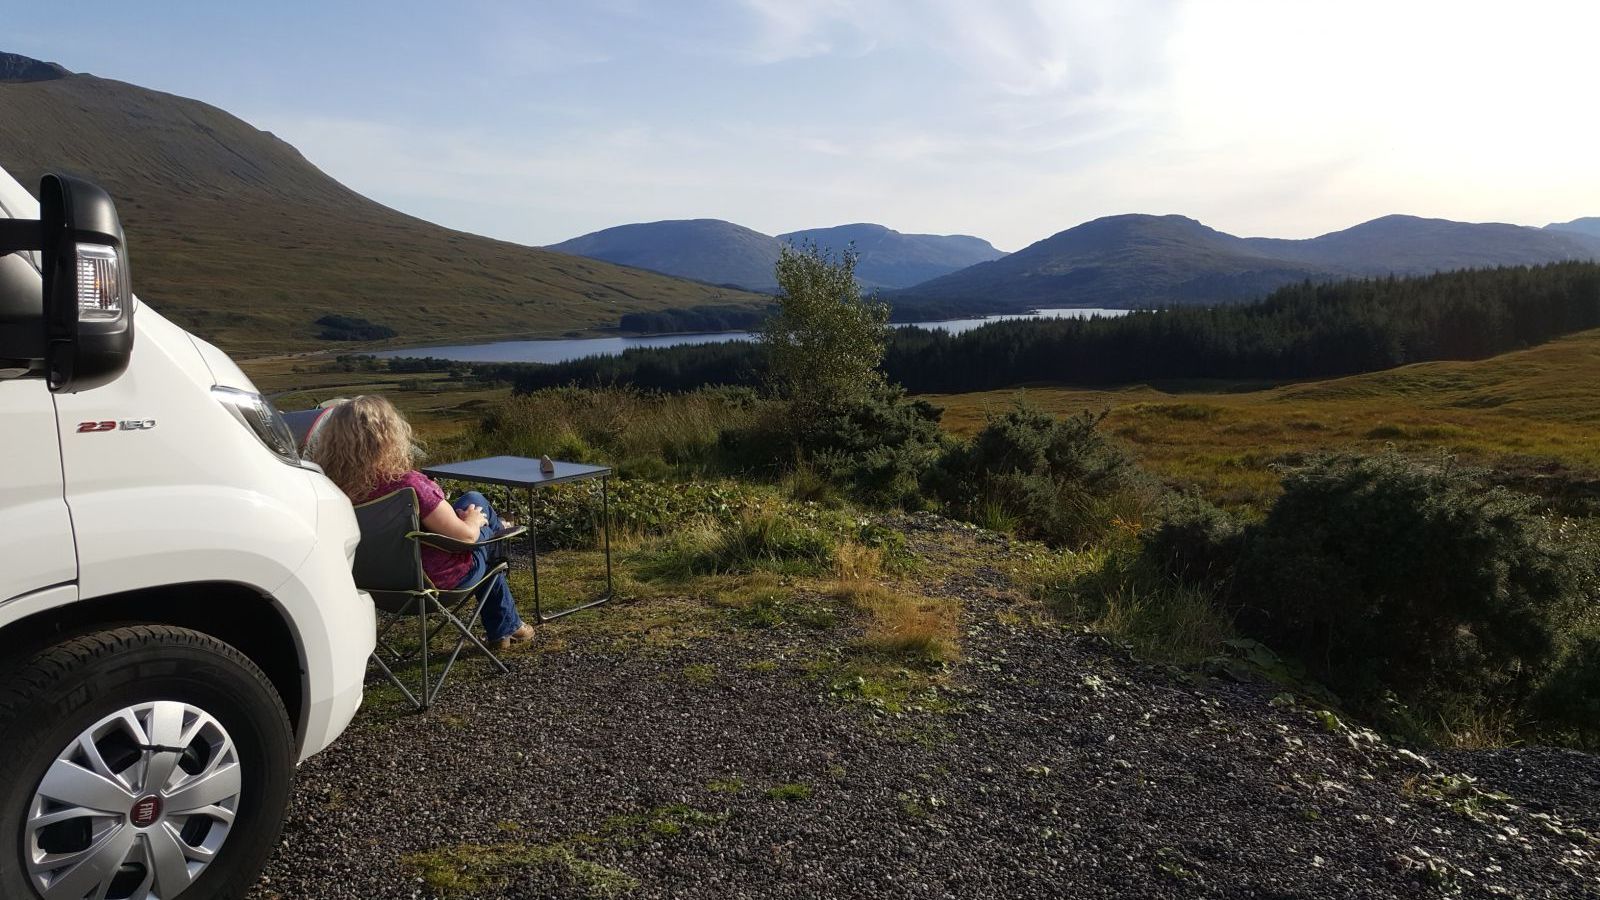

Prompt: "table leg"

[528,485,542,622]
[603,475,613,596]
[529,475,614,623]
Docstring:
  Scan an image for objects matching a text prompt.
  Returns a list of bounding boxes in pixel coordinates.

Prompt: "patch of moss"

[402,842,637,898]
[765,783,812,802]
[681,663,717,684]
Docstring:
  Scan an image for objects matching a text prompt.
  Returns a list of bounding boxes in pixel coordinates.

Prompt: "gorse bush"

[1229,452,1589,715]
[932,404,1144,547]
[719,386,948,507]
[801,389,947,508]
[1532,634,1600,749]
[1141,493,1244,587]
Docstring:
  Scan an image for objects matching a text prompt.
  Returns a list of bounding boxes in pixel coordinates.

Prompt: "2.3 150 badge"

[76,419,156,432]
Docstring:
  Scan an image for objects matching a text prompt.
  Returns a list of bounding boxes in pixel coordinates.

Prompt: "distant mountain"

[778,223,1006,289]
[1247,215,1600,275]
[547,220,783,292]
[895,215,1340,309]
[549,219,1007,292]
[896,213,1600,311]
[0,52,762,354]
[1546,217,1600,240]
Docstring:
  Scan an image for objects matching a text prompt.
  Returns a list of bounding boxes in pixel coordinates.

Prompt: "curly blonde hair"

[308,395,420,501]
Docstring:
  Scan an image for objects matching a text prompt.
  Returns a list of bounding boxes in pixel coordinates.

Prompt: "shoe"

[494,623,535,652]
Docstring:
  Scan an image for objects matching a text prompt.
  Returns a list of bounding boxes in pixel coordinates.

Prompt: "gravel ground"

[253,516,1600,899]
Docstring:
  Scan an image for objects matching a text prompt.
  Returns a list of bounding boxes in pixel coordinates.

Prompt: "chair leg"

[437,593,510,677]
[419,605,432,710]
[368,651,423,711]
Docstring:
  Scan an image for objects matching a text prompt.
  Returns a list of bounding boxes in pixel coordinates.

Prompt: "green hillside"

[0,53,764,355]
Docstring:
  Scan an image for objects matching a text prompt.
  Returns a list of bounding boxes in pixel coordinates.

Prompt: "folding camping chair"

[352,487,527,710]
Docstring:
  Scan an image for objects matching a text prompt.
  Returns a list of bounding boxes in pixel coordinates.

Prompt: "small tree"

[761,242,890,418]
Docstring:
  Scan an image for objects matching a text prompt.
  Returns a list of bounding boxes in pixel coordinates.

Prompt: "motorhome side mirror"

[39,173,134,392]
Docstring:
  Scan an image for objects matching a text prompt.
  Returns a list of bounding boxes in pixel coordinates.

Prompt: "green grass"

[1019,542,1235,667]
[635,503,837,580]
[403,842,637,898]
[403,803,725,896]
[931,328,1600,508]
[765,783,812,802]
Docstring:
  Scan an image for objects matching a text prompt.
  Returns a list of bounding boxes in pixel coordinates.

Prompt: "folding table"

[420,455,613,623]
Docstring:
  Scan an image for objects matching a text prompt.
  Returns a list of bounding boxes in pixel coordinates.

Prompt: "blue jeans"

[451,491,524,641]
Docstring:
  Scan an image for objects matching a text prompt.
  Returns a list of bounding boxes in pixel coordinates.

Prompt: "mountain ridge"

[895,212,1600,311]
[0,52,765,354]
[548,219,1006,291]
[548,219,784,292]
[1546,217,1600,240]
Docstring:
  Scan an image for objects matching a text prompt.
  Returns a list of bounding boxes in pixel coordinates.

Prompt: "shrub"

[1531,634,1600,749]
[932,404,1143,547]
[721,387,948,508]
[1231,452,1589,712]
[803,390,947,507]
[637,503,836,580]
[1141,493,1245,586]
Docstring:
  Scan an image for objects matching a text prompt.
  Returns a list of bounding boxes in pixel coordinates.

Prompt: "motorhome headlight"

[73,243,128,321]
[212,386,300,464]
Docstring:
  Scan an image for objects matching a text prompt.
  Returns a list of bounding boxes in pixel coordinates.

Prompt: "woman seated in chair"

[310,395,535,650]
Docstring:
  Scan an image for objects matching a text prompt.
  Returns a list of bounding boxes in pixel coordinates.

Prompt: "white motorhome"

[0,166,373,899]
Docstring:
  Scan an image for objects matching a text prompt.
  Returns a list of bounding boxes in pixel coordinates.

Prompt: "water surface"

[372,307,1130,364]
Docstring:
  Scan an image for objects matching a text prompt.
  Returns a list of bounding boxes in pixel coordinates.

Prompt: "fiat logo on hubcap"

[130,795,163,828]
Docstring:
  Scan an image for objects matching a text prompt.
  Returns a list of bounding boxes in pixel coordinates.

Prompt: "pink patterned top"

[363,471,472,589]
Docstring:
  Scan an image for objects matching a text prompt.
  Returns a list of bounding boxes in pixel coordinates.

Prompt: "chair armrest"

[412,525,528,554]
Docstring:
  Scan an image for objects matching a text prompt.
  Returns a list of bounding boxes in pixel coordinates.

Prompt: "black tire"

[0,625,295,900]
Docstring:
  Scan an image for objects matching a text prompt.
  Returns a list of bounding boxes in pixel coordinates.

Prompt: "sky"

[8,0,1598,252]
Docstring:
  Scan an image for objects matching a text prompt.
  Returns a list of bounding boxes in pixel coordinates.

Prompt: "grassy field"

[930,328,1600,506]
[247,327,1600,510]
[245,355,506,450]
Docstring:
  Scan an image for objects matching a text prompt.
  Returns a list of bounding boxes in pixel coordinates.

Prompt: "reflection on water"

[370,307,1130,364]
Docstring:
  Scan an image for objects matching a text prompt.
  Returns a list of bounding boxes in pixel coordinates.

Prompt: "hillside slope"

[547,219,783,292]
[0,53,763,354]
[779,223,1006,289]
[898,213,1600,311]
[897,214,1340,309]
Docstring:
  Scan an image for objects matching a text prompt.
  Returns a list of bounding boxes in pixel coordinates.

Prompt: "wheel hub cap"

[23,701,242,900]
[129,796,163,829]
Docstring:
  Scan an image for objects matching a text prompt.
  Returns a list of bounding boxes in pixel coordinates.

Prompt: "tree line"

[440,262,1600,395]
[886,262,1600,391]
